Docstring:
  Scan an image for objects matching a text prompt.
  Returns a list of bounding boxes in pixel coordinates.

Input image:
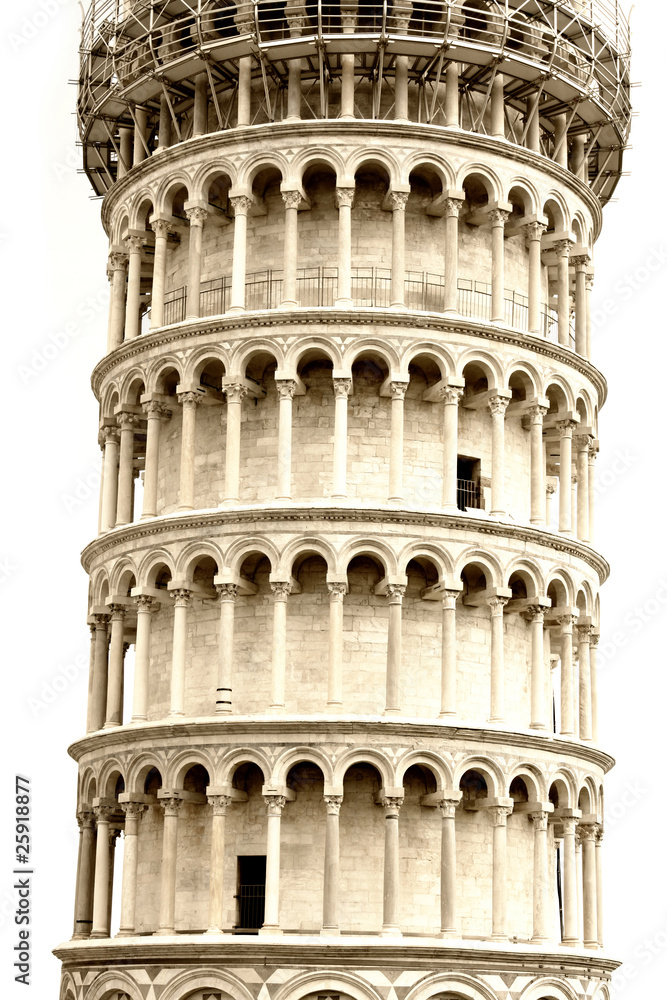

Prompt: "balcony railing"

[158,268,568,345]
[234,884,265,932]
[457,478,481,511]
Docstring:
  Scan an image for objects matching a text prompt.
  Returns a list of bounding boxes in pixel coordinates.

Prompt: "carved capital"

[150,218,173,239]
[386,583,406,602]
[271,581,291,601]
[389,381,409,400]
[92,613,111,630]
[100,426,119,447]
[528,403,548,424]
[574,433,593,454]
[388,191,409,212]
[216,583,238,602]
[578,823,598,843]
[556,418,577,436]
[489,208,510,226]
[281,190,302,211]
[77,810,94,830]
[93,804,113,823]
[178,391,203,407]
[443,197,464,218]
[489,805,512,827]
[577,623,593,642]
[324,794,343,816]
[335,187,355,210]
[333,377,352,398]
[525,221,547,242]
[264,794,286,816]
[327,582,347,600]
[276,379,297,400]
[487,596,508,615]
[142,400,171,420]
[529,810,549,832]
[224,383,249,405]
[121,802,145,820]
[571,254,591,269]
[556,613,577,630]
[488,395,510,417]
[524,605,545,625]
[124,234,145,254]
[108,603,127,622]
[561,816,578,836]
[162,798,184,818]
[440,385,464,406]
[108,251,128,271]
[545,482,557,497]
[171,588,192,608]
[380,796,403,817]
[186,206,208,227]
[554,239,574,258]
[438,798,459,820]
[116,412,140,431]
[230,195,253,217]
[134,595,156,613]
[207,794,232,816]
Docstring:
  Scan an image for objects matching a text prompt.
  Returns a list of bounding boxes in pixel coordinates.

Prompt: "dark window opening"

[234,855,266,932]
[457,456,481,511]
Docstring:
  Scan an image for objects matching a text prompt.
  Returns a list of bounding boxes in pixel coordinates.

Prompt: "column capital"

[595,824,604,843]
[524,605,545,624]
[335,187,355,209]
[578,822,598,843]
[379,795,403,816]
[121,802,146,820]
[386,583,406,602]
[439,384,464,405]
[556,418,578,436]
[487,596,509,615]
[574,433,594,453]
[124,234,145,254]
[590,630,600,649]
[561,815,579,835]
[437,798,460,819]
[488,395,510,416]
[327,582,347,600]
[133,594,157,613]
[92,804,114,823]
[142,399,172,420]
[571,253,592,270]
[99,426,120,447]
[389,381,409,400]
[170,588,192,608]
[150,218,173,239]
[489,208,510,226]
[528,403,548,422]
[489,805,513,827]
[554,238,574,257]
[577,622,594,641]
[324,794,343,815]
[230,194,253,216]
[263,794,286,815]
[116,411,141,431]
[185,206,208,227]
[177,391,203,407]
[388,190,409,211]
[77,810,95,829]
[529,810,549,831]
[332,377,352,398]
[108,251,128,271]
[107,603,127,622]
[271,581,292,601]
[161,798,184,818]
[281,190,302,211]
[92,612,111,628]
[276,379,297,400]
[443,197,464,218]
[207,794,232,815]
[216,583,239,602]
[525,221,548,241]
[223,383,249,405]
[556,612,578,629]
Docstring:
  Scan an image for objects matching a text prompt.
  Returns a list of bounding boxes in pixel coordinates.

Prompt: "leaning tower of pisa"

[56,3,630,1000]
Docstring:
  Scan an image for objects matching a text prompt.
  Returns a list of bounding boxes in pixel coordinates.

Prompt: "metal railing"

[351,267,391,308]
[235,884,265,931]
[163,286,186,325]
[457,478,480,511]
[200,276,231,317]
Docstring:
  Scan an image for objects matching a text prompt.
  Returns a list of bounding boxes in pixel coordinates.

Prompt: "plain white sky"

[0,2,665,997]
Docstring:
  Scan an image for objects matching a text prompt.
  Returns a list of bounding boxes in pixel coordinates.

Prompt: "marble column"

[276,379,296,500]
[561,816,579,945]
[490,210,509,323]
[332,378,351,498]
[590,631,599,742]
[281,191,301,307]
[439,798,458,935]
[388,381,409,501]
[141,400,170,518]
[445,61,459,126]
[526,222,547,334]
[156,798,183,934]
[124,234,145,340]
[322,794,343,933]
[261,794,286,933]
[440,591,458,717]
[270,583,291,711]
[177,391,201,511]
[595,826,604,947]
[327,583,346,710]
[557,419,576,534]
[72,812,95,939]
[104,605,126,728]
[216,584,238,714]
[385,585,405,714]
[490,805,512,939]
[193,72,208,135]
[489,396,509,516]
[150,219,171,329]
[444,198,463,313]
[530,810,549,942]
[115,413,139,526]
[229,196,252,312]
[588,449,597,543]
[90,806,113,938]
[100,427,120,533]
[441,385,463,509]
[185,207,208,320]
[577,623,593,742]
[572,254,590,356]
[526,606,547,730]
[131,595,156,722]
[575,435,591,542]
[206,795,231,933]
[335,188,355,307]
[389,192,409,309]
[555,240,573,347]
[169,589,192,717]
[490,73,505,138]
[117,802,145,936]
[107,251,128,351]
[529,404,547,525]
[90,614,110,732]
[558,613,577,736]
[222,383,248,504]
[380,795,403,935]
[580,824,598,948]
[488,597,508,722]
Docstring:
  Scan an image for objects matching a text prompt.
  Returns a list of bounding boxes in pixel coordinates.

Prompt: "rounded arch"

[543,374,576,413]
[333,747,393,788]
[404,151,456,192]
[175,540,224,581]
[458,349,502,389]
[85,970,143,1000]
[100,381,121,418]
[80,767,97,806]
[290,146,347,187]
[505,177,539,217]
[347,148,401,187]
[272,971,384,1000]
[577,775,599,814]
[395,750,452,791]
[147,355,185,395]
[281,537,337,578]
[286,337,342,372]
[505,360,541,398]
[136,548,175,588]
[190,159,236,203]
[230,340,285,379]
[542,191,571,232]
[59,972,77,1000]
[405,971,501,1000]
[119,368,147,406]
[237,150,290,191]
[97,759,126,800]
[271,746,334,786]
[154,172,194,217]
[126,753,166,796]
[506,762,547,801]
[111,208,130,246]
[158,968,257,1000]
[90,567,110,606]
[397,541,453,580]
[128,187,156,231]
[454,755,504,797]
[457,162,502,202]
[574,388,595,426]
[545,568,576,607]
[168,749,215,790]
[505,557,546,596]
[547,769,577,810]
[344,339,401,374]
[575,580,594,616]
[339,539,398,578]
[516,977,580,1000]
[224,536,280,578]
[403,342,454,383]
[185,345,230,386]
[218,747,272,786]
[455,548,503,589]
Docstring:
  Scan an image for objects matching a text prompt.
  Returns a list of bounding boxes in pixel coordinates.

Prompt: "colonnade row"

[107,191,592,356]
[72,789,603,948]
[99,384,597,539]
[86,585,599,739]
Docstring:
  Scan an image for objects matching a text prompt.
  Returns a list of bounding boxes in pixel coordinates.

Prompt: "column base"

[529,723,548,731]
[320,926,340,936]
[258,925,283,936]
[438,928,458,938]
[215,706,233,715]
[102,720,121,730]
[115,929,139,938]
[89,931,110,940]
[130,716,148,724]
[491,933,508,941]
[380,925,402,937]
[383,708,401,716]
[531,934,548,944]
[330,493,347,500]
[228,305,246,315]
[177,504,194,512]
[334,297,353,308]
[154,928,176,936]
[140,512,157,520]
[167,711,185,719]
[280,299,298,309]
[561,937,580,947]
[389,301,405,310]
[584,940,599,950]
[326,701,343,713]
[219,498,240,507]
[268,705,286,715]
[204,927,231,936]
[439,711,458,720]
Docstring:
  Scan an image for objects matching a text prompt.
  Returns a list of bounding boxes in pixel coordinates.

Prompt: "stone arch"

[80,767,97,806]
[395,751,452,790]
[506,762,547,801]
[185,345,230,386]
[286,338,343,372]
[237,151,290,192]
[271,746,335,786]
[542,192,570,232]
[224,537,280,578]
[544,374,576,413]
[506,177,539,217]
[457,163,502,202]
[112,208,130,245]
[119,368,146,406]
[397,542,453,580]
[548,769,577,810]
[454,756,504,797]
[157,968,256,1000]
[455,548,503,588]
[516,977,580,1000]
[98,759,127,800]
[85,970,143,1000]
[577,776,598,814]
[347,148,402,187]
[128,187,156,231]
[126,753,166,796]
[175,540,225,581]
[290,147,347,187]
[505,360,541,398]
[231,341,285,380]
[218,747,272,786]
[273,971,383,1000]
[147,356,185,395]
[136,548,175,588]
[575,580,594,616]
[169,749,215,789]
[404,971,501,1000]
[344,339,402,375]
[281,537,338,578]
[403,343,455,383]
[90,567,111,605]
[154,172,194,217]
[458,349,503,389]
[100,381,121,418]
[339,539,398,578]
[404,151,456,192]
[333,748,393,787]
[191,160,236,204]
[59,972,77,1000]
[505,557,546,596]
[575,388,595,426]
[545,568,576,607]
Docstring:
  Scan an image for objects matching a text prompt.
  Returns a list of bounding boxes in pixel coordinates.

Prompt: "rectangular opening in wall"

[457,456,481,511]
[234,855,266,933]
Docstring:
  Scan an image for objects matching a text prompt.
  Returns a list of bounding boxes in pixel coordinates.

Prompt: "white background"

[0,1,664,996]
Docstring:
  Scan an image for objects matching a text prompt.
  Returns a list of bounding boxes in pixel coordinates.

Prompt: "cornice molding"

[90,309,607,406]
[80,504,610,583]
